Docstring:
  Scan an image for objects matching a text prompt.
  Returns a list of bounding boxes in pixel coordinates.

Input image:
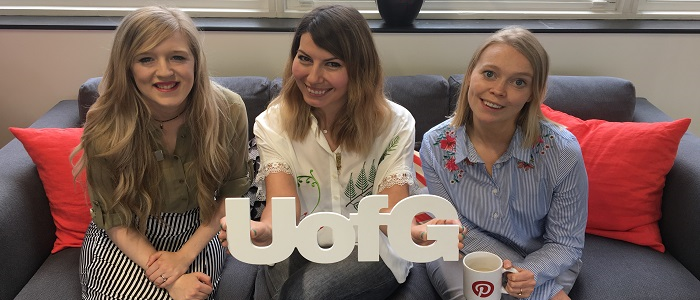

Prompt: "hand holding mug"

[502,259,535,298]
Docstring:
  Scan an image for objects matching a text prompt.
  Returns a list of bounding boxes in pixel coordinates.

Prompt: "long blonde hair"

[272,5,390,156]
[72,6,238,231]
[452,26,550,148]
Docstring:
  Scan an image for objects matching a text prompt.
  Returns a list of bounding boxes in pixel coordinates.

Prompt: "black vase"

[376,0,424,26]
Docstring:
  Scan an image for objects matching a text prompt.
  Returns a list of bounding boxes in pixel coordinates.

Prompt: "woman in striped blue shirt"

[420,26,588,300]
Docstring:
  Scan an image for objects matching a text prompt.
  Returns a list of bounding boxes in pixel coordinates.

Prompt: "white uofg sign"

[225,194,460,264]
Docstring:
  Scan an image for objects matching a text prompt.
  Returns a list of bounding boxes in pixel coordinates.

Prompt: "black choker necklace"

[154,110,184,129]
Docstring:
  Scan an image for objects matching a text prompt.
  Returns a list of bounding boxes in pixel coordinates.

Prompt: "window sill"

[1,16,700,34]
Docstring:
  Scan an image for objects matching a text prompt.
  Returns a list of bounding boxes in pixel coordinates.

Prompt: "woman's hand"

[218,217,229,248]
[503,259,536,299]
[165,272,213,300]
[145,251,188,288]
[218,217,273,248]
[410,218,465,250]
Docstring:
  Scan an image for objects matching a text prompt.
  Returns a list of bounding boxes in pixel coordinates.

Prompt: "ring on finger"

[160,274,167,284]
[518,288,522,296]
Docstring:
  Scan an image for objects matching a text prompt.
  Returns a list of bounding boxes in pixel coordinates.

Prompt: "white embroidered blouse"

[253,99,418,283]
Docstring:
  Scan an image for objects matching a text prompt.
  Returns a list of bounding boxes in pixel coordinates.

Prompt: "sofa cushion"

[569,234,700,299]
[447,75,637,122]
[212,76,272,141]
[385,75,451,150]
[543,76,636,122]
[13,248,82,300]
[9,127,90,254]
[542,105,690,252]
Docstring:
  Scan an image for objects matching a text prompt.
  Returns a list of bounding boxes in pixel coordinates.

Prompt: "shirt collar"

[456,125,531,165]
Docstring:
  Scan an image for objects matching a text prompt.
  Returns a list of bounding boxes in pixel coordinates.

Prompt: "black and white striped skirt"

[79,208,226,300]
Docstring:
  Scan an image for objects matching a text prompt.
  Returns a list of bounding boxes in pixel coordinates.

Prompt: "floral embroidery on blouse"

[434,128,467,184]
[517,133,555,171]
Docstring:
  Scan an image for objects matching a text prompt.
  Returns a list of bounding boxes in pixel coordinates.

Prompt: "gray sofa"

[2,74,699,300]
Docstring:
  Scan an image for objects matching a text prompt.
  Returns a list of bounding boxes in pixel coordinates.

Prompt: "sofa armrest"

[632,97,700,279]
[0,100,81,300]
[659,132,700,280]
[632,97,674,123]
[0,140,56,300]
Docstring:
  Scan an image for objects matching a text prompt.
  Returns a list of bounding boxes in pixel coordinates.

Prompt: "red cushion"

[541,105,690,252]
[414,150,426,187]
[9,127,90,253]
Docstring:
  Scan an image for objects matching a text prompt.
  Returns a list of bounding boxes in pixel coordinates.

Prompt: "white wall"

[1,29,699,147]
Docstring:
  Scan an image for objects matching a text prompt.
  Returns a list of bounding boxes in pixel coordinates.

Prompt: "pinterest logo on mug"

[463,251,518,300]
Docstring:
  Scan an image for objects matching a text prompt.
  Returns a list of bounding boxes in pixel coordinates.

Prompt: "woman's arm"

[145,200,227,284]
[106,226,158,269]
[246,172,300,246]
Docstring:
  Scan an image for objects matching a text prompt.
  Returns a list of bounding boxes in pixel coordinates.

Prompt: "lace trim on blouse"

[254,161,293,202]
[378,166,419,195]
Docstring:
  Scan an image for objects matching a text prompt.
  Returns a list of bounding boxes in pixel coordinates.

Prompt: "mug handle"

[500,267,519,294]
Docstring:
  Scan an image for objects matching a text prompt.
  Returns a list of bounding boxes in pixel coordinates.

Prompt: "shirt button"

[493,212,499,218]
[492,188,498,195]
[173,156,179,160]
[178,179,185,184]
[494,163,501,169]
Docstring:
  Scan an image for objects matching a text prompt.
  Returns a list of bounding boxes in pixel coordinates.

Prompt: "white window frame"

[0,0,275,18]
[285,0,622,19]
[637,0,700,18]
[1,0,700,19]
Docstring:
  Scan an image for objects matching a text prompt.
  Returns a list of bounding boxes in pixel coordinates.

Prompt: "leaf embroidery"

[345,135,399,209]
[297,169,321,214]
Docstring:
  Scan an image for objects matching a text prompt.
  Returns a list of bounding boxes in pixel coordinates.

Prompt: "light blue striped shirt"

[420,119,588,299]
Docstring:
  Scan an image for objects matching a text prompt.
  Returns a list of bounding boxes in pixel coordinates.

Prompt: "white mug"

[462,251,519,300]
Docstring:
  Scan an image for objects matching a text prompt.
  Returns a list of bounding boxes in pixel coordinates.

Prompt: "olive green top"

[87,86,251,230]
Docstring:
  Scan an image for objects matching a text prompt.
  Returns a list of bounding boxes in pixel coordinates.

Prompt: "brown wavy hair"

[271,5,390,156]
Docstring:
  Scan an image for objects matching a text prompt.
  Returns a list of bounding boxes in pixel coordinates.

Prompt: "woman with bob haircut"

[420,26,588,300]
[73,6,251,300]
[219,5,463,300]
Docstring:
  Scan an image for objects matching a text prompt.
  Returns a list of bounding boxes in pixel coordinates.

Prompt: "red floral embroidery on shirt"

[440,132,456,152]
[434,128,467,183]
[517,133,555,171]
[445,157,459,171]
[517,160,534,171]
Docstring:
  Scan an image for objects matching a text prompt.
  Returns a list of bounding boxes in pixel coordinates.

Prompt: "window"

[638,0,700,18]
[286,0,620,19]
[0,0,272,17]
[1,0,699,19]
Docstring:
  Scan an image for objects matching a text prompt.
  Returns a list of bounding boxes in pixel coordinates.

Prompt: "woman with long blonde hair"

[74,6,250,300]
